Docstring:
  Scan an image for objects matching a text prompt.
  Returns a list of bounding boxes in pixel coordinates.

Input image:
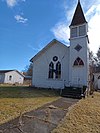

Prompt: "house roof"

[30,39,69,62]
[0,70,13,73]
[24,76,32,80]
[70,1,87,26]
[0,70,25,77]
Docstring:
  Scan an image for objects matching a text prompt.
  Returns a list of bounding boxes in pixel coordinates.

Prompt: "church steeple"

[69,0,89,88]
[70,0,87,26]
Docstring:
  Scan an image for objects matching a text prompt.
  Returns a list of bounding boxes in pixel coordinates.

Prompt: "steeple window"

[71,27,77,38]
[73,57,84,66]
[71,25,86,38]
[74,44,82,52]
[79,25,86,36]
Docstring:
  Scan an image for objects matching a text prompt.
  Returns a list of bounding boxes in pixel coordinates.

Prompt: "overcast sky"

[0,0,100,71]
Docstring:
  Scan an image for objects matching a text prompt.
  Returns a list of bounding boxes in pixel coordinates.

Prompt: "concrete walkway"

[0,98,78,133]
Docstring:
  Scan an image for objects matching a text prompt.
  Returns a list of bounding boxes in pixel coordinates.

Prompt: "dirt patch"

[0,98,78,133]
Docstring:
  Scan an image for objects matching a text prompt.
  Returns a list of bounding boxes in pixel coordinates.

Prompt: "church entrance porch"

[61,86,87,98]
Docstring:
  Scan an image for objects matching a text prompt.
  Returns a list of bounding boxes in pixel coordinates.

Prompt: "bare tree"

[24,63,33,76]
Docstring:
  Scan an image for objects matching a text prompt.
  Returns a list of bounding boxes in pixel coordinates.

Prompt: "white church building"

[30,1,89,89]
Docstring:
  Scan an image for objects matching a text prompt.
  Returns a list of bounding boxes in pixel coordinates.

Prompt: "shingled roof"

[0,70,25,77]
[0,70,13,73]
[70,1,87,26]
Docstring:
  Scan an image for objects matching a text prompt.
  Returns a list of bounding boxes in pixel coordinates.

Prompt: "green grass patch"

[0,86,60,124]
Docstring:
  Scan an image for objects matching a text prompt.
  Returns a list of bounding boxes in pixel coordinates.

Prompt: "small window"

[98,76,100,79]
[9,75,12,80]
[73,57,84,66]
[48,62,54,79]
[56,62,61,79]
[74,44,82,52]
[79,25,86,36]
[71,27,77,38]
[53,56,58,62]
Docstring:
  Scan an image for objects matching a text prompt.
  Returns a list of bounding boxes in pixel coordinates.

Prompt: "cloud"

[51,22,69,44]
[51,0,100,54]
[14,15,28,23]
[6,0,17,7]
[86,3,100,54]
[28,44,40,52]
[51,1,75,45]
[5,0,26,7]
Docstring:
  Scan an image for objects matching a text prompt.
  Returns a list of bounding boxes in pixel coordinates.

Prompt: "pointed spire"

[70,1,87,26]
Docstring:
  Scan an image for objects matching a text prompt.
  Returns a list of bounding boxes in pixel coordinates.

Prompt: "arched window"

[98,76,100,79]
[48,62,54,79]
[73,57,84,66]
[9,75,12,81]
[56,62,61,79]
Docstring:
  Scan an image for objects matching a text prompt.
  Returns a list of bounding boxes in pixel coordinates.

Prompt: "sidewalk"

[0,98,78,133]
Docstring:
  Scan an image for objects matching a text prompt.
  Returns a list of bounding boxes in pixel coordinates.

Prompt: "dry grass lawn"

[0,86,59,125]
[52,92,100,133]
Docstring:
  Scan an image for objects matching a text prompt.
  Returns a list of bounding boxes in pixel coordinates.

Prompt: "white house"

[30,1,89,89]
[0,70,24,84]
[93,72,100,90]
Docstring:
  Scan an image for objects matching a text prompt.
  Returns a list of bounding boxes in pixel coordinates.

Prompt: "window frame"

[73,57,84,66]
[79,25,86,36]
[71,27,77,38]
[9,75,12,81]
[56,61,61,79]
[48,62,54,79]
